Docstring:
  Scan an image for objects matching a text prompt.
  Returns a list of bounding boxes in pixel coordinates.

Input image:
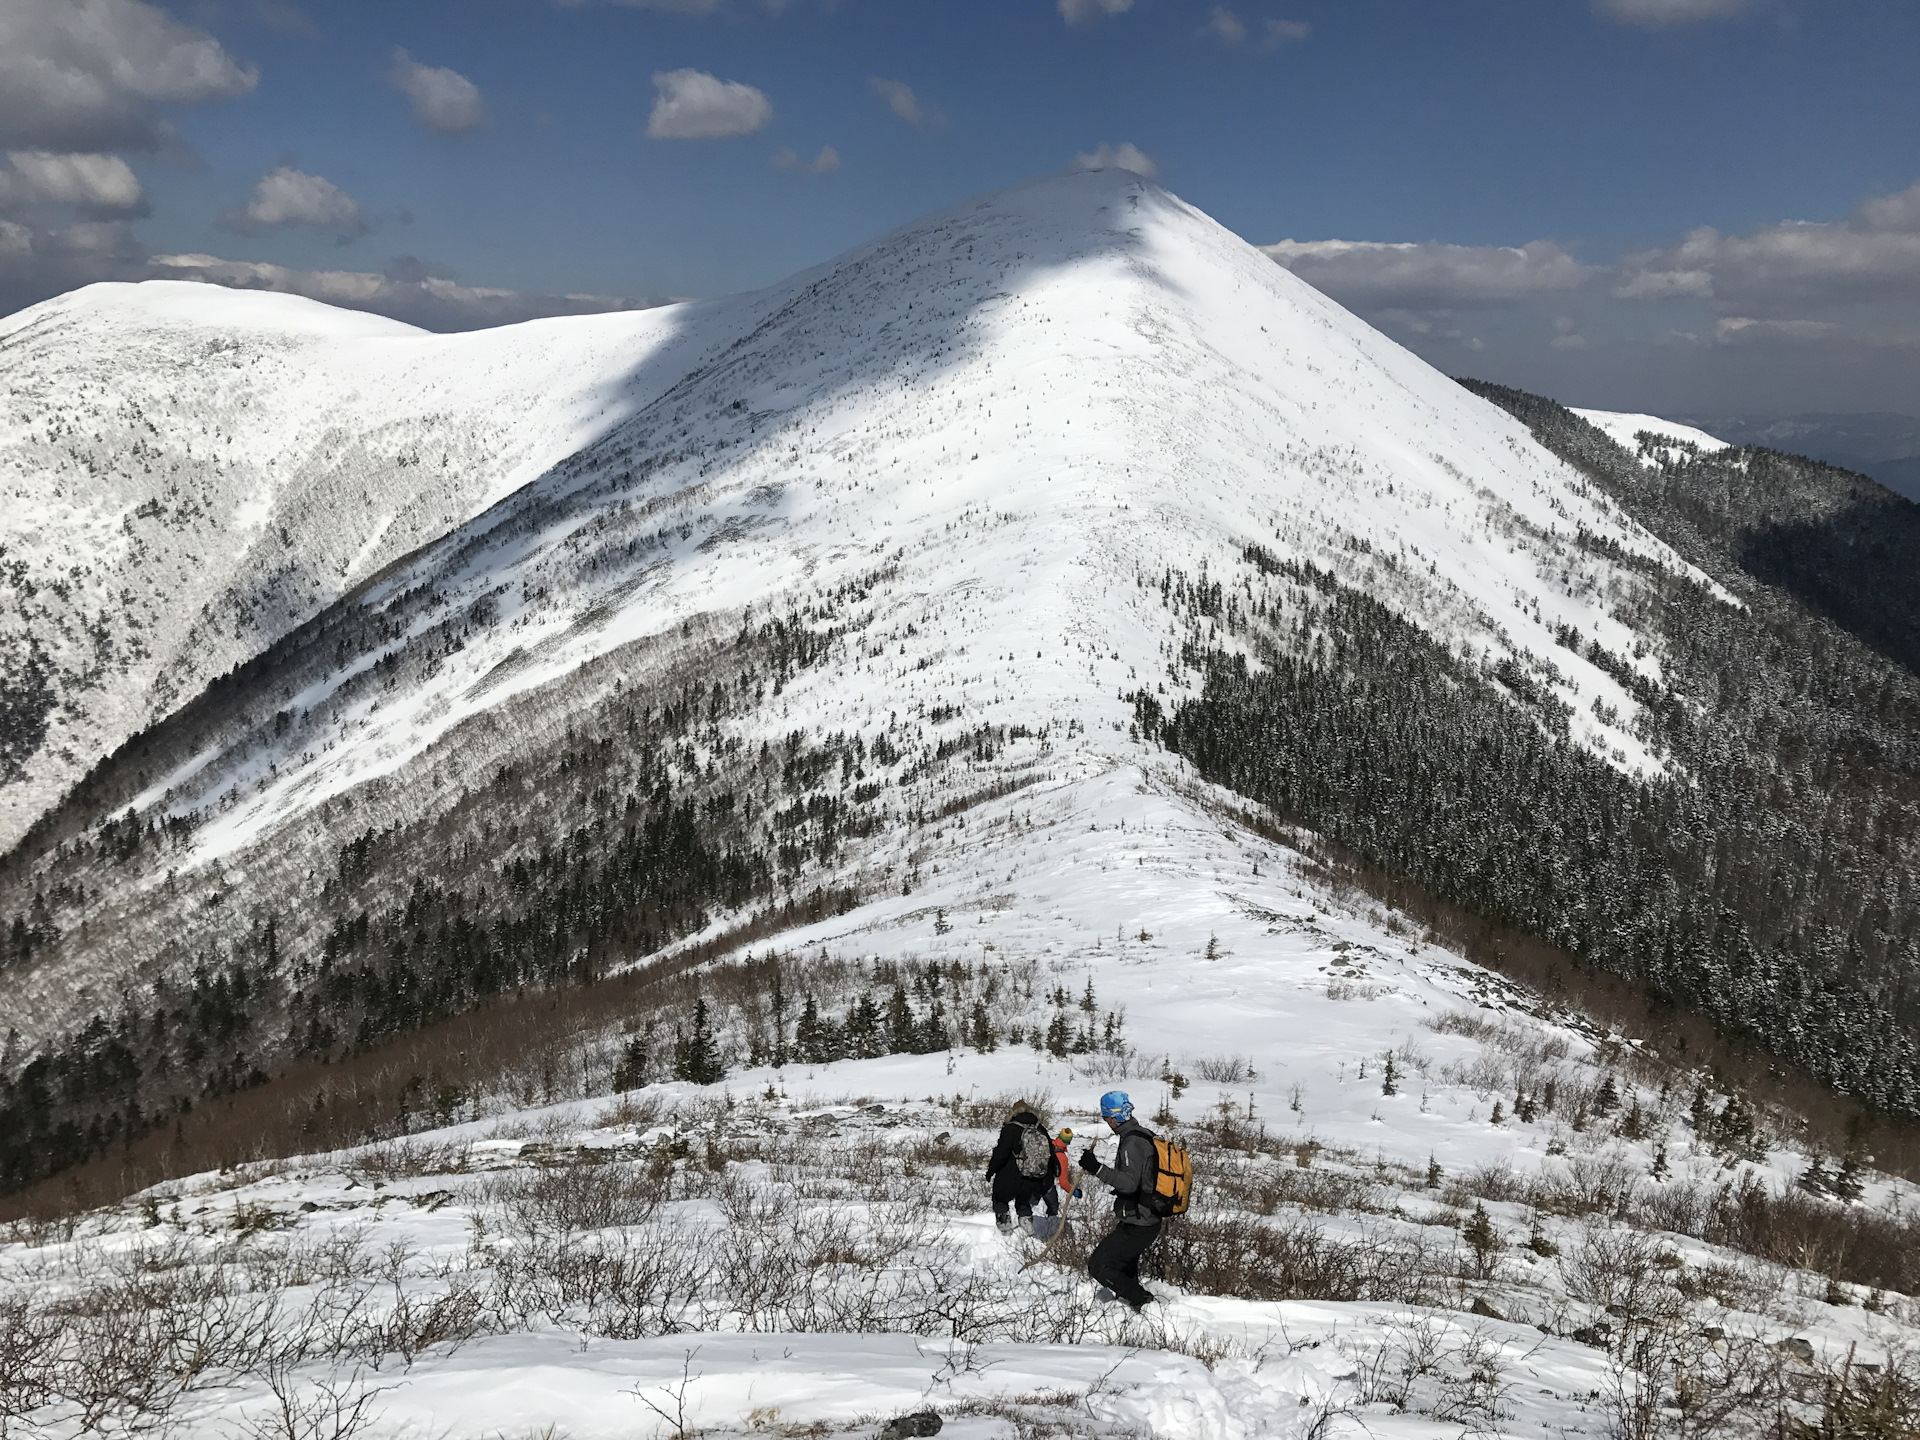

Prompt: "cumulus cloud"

[387,49,483,134]
[646,69,771,140]
[1059,0,1131,27]
[771,144,839,175]
[0,0,257,152]
[0,151,144,214]
[146,252,671,330]
[1594,0,1750,25]
[1263,237,1593,309]
[1071,142,1157,180]
[1613,181,1920,313]
[221,165,368,238]
[869,78,945,129]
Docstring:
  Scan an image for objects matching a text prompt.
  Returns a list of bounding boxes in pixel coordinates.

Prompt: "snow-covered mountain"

[1569,407,1728,467]
[0,281,689,851]
[2,169,1713,1040]
[6,170,1920,1440]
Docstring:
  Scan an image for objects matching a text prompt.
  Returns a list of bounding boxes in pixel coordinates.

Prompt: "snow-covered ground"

[6,171,1913,1438]
[1570,408,1730,468]
[7,771,1914,1437]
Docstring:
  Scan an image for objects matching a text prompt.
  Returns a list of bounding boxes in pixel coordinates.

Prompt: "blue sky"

[3,0,1918,417]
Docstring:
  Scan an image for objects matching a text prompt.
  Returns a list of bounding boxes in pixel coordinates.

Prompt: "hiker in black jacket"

[984,1100,1060,1232]
[1077,1089,1161,1310]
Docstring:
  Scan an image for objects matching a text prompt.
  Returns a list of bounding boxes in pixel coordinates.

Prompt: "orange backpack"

[1147,1135,1192,1217]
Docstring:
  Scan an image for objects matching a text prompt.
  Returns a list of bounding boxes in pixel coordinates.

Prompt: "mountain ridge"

[0,279,709,852]
[3,170,1918,1200]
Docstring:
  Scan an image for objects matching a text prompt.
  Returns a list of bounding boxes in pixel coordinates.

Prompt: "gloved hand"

[1078,1147,1100,1174]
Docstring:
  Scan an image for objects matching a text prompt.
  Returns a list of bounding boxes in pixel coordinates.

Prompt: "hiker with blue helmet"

[1077,1089,1162,1310]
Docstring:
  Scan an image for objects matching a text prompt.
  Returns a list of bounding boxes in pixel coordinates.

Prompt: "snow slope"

[5,172,1914,1440]
[9,766,1913,1438]
[0,281,694,850]
[1571,407,1729,468]
[130,169,1715,872]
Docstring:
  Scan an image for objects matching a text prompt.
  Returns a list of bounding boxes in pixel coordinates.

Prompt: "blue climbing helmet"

[1099,1090,1134,1123]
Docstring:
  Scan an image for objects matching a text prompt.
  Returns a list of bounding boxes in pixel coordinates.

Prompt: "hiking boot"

[1093,1286,1116,1303]
[1018,1216,1036,1235]
[995,1216,1014,1233]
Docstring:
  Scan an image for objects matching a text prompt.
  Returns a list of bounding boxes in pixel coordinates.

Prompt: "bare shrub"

[345,1137,468,1184]
[1541,1151,1641,1217]
[480,1156,668,1235]
[1456,1160,1526,1204]
[1559,1223,1683,1351]
[238,1360,389,1440]
[0,1296,57,1437]
[490,1222,718,1338]
[1601,1323,1789,1440]
[368,1279,492,1366]
[1625,1175,1920,1296]
[1191,1055,1252,1084]
[1215,1159,1375,1216]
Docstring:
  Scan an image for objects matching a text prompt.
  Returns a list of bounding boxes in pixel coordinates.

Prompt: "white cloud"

[0,220,30,257]
[1263,237,1593,309]
[869,77,945,129]
[1059,0,1131,27]
[1613,182,1920,313]
[387,49,483,134]
[1593,0,1749,26]
[1202,8,1247,44]
[221,165,368,237]
[646,69,771,140]
[146,252,670,330]
[1071,142,1157,180]
[771,144,838,175]
[0,0,257,151]
[1205,11,1309,48]
[0,151,143,212]
[1715,316,1839,345]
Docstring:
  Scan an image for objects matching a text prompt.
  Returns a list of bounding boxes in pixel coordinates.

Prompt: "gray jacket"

[1091,1118,1160,1225]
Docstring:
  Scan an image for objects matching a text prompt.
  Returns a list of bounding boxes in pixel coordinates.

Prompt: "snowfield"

[5,171,1917,1438]
[7,763,1918,1437]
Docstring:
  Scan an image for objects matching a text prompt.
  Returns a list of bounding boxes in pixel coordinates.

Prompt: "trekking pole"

[1017,1163,1080,1272]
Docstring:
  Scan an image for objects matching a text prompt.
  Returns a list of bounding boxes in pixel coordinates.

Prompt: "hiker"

[1077,1090,1164,1310]
[985,1099,1061,1232]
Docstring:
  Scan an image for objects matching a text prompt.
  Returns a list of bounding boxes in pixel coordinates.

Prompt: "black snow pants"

[991,1168,1058,1222]
[1088,1217,1162,1308]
